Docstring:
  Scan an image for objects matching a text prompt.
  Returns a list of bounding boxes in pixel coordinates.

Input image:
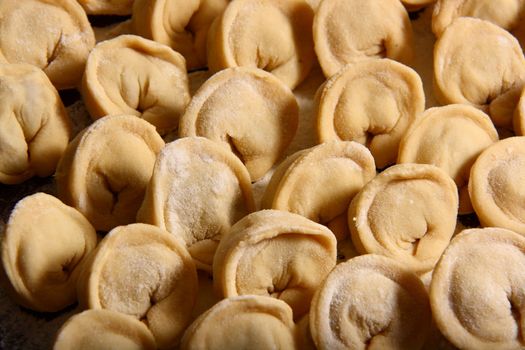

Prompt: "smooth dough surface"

[207,0,315,89]
[430,227,525,350]
[0,0,95,89]
[398,104,498,213]
[316,59,424,168]
[132,0,229,70]
[310,254,431,350]
[180,67,299,181]
[54,309,156,350]
[434,17,525,128]
[1,193,97,312]
[349,163,458,273]
[0,63,71,184]
[77,223,198,349]
[78,0,133,15]
[56,115,165,232]
[313,0,414,77]
[469,136,525,235]
[82,35,190,135]
[213,210,337,319]
[137,137,255,271]
[181,295,297,350]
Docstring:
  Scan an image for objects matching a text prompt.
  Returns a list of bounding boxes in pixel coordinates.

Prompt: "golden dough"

[0,63,71,184]
[82,35,190,135]
[179,67,299,181]
[77,0,133,15]
[213,210,337,319]
[132,0,229,70]
[313,0,413,77]
[137,137,255,271]
[1,193,97,312]
[310,254,431,350]
[206,0,315,89]
[54,309,156,350]
[401,0,436,11]
[513,86,525,135]
[0,0,95,89]
[430,227,525,349]
[56,115,165,232]
[434,17,525,128]
[348,164,459,273]
[316,59,424,168]
[77,223,198,349]
[262,141,376,241]
[181,295,297,350]
[469,136,525,235]
[398,104,498,214]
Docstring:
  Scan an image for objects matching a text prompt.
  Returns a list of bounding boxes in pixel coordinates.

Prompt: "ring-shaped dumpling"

[179,67,299,181]
[55,115,165,232]
[82,35,190,135]
[77,223,198,349]
[213,210,337,319]
[430,227,525,350]
[1,193,97,312]
[137,137,255,271]
[0,0,95,89]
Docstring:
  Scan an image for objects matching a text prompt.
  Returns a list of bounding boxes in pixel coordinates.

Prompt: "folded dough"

[262,141,376,241]
[82,35,190,135]
[77,0,133,14]
[1,193,97,312]
[179,67,299,181]
[513,87,525,135]
[0,0,95,89]
[207,0,315,89]
[54,309,156,350]
[310,254,431,350]
[313,0,414,77]
[213,210,337,319]
[181,295,297,350]
[137,137,255,271]
[430,227,525,349]
[398,104,498,214]
[132,0,229,70]
[401,0,436,11]
[316,59,424,168]
[0,63,71,184]
[77,223,198,349]
[434,17,525,128]
[469,136,525,235]
[349,164,459,273]
[56,115,165,232]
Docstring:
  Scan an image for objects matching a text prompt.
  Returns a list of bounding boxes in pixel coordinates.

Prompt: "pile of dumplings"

[1,0,525,349]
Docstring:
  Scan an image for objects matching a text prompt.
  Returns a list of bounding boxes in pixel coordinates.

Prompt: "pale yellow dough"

[434,17,525,128]
[469,136,525,236]
[398,104,498,214]
[348,164,459,273]
[0,0,95,89]
[179,67,299,181]
[0,64,71,184]
[54,309,156,350]
[513,86,525,135]
[137,137,255,271]
[262,141,376,241]
[77,223,198,349]
[310,254,431,350]
[430,227,525,350]
[132,0,229,70]
[207,0,315,89]
[316,59,424,168]
[313,0,414,77]
[56,115,165,232]
[82,35,190,135]
[181,295,297,350]
[1,193,97,312]
[213,210,337,319]
[401,0,436,11]
[77,0,133,15]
